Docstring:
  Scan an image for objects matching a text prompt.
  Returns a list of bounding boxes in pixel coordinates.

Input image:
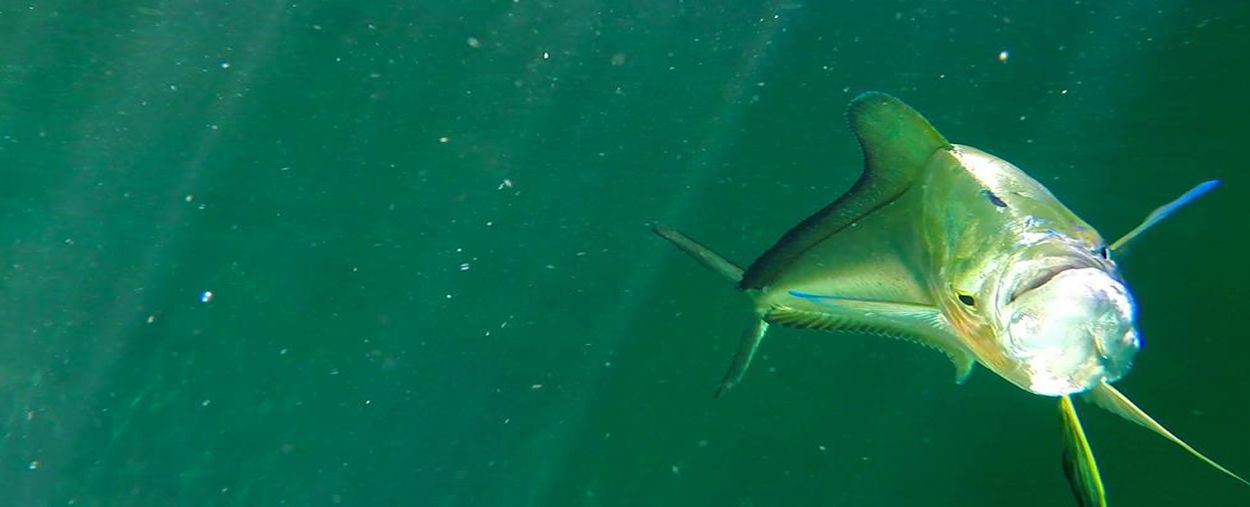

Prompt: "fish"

[653,92,1245,506]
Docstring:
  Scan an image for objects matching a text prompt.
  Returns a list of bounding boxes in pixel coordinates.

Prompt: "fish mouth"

[1007,263,1085,304]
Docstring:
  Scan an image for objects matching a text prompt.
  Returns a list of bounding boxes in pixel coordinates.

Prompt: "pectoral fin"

[1060,395,1107,507]
[1085,380,1250,486]
[1109,180,1220,254]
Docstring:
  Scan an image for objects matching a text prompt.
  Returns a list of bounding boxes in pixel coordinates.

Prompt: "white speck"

[199,291,213,303]
[445,293,453,299]
[1060,89,1068,95]
[28,460,38,470]
[364,399,371,405]
[545,264,556,270]
[542,51,550,59]
[185,194,194,202]
[201,399,211,407]
[209,124,219,130]
[146,315,155,323]
[169,84,178,91]
[439,136,450,143]
[279,348,289,355]
[998,50,1010,62]
[467,37,481,48]
[498,178,514,190]
[220,62,230,69]
[818,445,827,452]
[531,383,543,390]
[459,262,471,271]
[670,465,680,475]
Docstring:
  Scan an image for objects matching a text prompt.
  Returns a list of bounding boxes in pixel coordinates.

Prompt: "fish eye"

[1096,246,1109,259]
[957,293,976,306]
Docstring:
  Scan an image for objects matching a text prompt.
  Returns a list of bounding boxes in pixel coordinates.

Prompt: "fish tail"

[652,223,771,396]
[651,224,744,284]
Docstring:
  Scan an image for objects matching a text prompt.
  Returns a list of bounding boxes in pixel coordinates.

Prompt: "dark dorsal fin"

[739,92,950,289]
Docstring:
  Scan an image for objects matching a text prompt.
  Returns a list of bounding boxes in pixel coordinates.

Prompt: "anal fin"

[1060,395,1107,507]
[1085,380,1250,486]
[767,293,975,383]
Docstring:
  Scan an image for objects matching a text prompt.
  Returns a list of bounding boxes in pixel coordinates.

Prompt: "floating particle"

[185,194,194,202]
[438,136,450,143]
[146,315,155,323]
[459,262,471,271]
[467,37,481,48]
[998,50,1010,62]
[498,178,514,190]
[201,399,211,406]
[220,62,231,69]
[199,290,213,303]
[28,461,38,470]
[531,383,543,390]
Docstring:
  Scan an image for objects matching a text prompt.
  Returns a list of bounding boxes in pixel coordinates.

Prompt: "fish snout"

[1001,267,1139,395]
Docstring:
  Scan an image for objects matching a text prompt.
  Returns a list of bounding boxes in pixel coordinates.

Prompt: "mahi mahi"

[653,92,1245,506]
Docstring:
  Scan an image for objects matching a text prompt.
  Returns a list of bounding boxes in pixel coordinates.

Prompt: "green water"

[1,1,1248,505]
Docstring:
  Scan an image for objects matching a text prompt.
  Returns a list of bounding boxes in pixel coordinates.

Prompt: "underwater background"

[1,0,1248,505]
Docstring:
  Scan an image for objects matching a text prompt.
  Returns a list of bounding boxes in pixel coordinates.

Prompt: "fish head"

[928,146,1140,396]
[988,238,1139,395]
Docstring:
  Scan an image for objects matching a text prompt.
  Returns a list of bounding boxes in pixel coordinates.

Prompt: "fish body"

[654,92,1243,505]
[756,142,1135,396]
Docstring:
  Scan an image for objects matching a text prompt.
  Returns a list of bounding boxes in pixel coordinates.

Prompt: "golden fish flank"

[653,92,1244,506]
